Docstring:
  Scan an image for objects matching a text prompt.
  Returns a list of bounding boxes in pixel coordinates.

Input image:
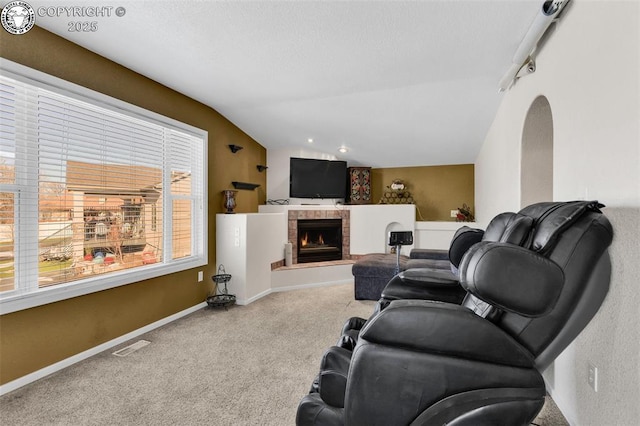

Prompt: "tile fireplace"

[288,209,350,264]
[297,218,342,263]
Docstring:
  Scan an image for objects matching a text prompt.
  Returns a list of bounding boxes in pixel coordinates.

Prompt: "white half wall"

[216,213,287,304]
[348,204,415,256]
[221,204,444,302]
[415,221,472,250]
[259,203,417,255]
[271,263,354,291]
[475,2,639,425]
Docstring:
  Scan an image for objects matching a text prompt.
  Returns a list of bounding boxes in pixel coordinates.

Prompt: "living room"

[0,1,638,425]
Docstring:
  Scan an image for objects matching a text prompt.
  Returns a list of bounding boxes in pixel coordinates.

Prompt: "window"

[0,60,207,314]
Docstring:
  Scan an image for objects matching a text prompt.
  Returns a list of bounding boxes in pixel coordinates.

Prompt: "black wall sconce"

[228,144,243,153]
[256,165,268,172]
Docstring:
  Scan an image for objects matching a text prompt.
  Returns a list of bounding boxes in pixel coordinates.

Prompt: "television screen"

[289,157,347,199]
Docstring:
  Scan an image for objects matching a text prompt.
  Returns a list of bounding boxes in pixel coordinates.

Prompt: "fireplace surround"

[297,218,342,263]
[288,210,350,264]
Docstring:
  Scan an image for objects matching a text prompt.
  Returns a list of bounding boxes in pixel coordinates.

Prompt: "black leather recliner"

[338,209,536,349]
[297,201,613,425]
[382,211,533,302]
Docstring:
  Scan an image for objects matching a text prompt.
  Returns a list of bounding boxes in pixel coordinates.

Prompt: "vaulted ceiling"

[32,0,543,168]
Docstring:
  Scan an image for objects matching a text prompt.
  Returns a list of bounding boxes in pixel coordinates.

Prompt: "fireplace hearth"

[297,218,342,263]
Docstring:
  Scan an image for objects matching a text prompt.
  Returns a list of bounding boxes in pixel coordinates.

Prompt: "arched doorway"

[521,96,554,208]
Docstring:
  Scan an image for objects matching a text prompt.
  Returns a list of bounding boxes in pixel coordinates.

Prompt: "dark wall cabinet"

[347,167,372,204]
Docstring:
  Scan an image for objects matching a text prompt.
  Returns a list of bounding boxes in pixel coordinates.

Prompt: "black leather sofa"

[297,201,613,425]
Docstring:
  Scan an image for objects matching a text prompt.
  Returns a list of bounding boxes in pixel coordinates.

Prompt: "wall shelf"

[232,181,260,190]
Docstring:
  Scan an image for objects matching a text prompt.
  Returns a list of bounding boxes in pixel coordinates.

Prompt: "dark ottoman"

[352,254,409,300]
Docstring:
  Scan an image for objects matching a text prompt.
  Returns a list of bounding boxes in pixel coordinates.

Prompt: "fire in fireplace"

[297,218,342,263]
[300,232,325,247]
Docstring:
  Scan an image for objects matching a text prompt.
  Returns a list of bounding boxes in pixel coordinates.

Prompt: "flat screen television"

[289,157,347,199]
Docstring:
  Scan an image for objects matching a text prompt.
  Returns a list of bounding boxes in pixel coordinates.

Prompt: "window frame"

[0,59,208,315]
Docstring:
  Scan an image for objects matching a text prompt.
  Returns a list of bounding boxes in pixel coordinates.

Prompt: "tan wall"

[372,164,474,221]
[0,27,266,385]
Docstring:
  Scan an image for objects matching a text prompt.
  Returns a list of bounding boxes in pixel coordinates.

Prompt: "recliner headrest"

[448,226,484,268]
[448,213,534,269]
[499,215,534,245]
[459,242,565,317]
[459,200,607,318]
[483,212,534,245]
[519,201,605,254]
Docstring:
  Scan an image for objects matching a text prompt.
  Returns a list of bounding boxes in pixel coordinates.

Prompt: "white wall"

[415,221,470,250]
[216,213,286,304]
[349,204,415,256]
[246,213,288,301]
[215,214,248,301]
[475,2,639,425]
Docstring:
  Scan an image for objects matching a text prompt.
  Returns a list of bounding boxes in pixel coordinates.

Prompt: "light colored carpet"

[0,283,567,425]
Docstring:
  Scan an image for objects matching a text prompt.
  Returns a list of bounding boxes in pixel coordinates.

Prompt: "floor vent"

[112,340,151,357]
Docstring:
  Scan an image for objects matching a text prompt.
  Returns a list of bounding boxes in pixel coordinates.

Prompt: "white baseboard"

[272,279,353,293]
[235,279,353,305]
[0,302,207,396]
[545,385,575,426]
[236,288,272,305]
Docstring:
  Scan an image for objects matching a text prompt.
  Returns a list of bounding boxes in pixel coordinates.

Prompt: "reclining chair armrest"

[296,393,344,426]
[459,242,565,317]
[336,329,359,351]
[318,346,353,408]
[359,300,535,368]
[409,248,449,260]
[381,268,466,304]
[341,316,367,334]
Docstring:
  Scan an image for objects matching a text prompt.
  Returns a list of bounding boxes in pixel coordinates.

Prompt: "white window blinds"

[0,62,207,313]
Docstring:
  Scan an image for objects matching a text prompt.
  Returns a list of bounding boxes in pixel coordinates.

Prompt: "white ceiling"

[31,0,541,168]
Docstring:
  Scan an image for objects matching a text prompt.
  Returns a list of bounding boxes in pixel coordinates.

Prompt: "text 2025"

[68,21,98,32]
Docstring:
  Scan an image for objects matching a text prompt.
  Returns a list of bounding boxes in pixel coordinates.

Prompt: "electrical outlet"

[197,271,203,282]
[450,210,458,218]
[588,362,598,392]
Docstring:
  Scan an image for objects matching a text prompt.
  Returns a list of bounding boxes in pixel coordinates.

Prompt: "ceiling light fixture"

[498,0,570,92]
[307,138,313,143]
[338,146,348,153]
